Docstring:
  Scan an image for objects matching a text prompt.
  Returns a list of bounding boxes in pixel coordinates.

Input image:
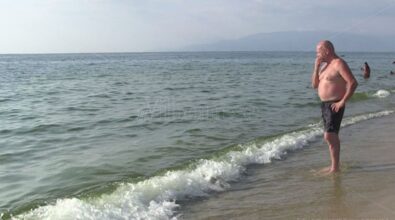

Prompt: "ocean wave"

[350,89,391,101]
[371,89,390,98]
[349,91,370,102]
[8,110,394,220]
[16,124,64,135]
[0,98,13,103]
[291,88,392,108]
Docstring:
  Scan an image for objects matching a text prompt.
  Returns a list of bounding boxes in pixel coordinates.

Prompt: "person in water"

[361,62,370,79]
[311,40,358,173]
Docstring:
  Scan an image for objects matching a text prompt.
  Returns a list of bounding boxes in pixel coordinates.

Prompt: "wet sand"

[181,113,395,219]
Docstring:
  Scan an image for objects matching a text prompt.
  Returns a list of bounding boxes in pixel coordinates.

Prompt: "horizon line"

[1,50,395,55]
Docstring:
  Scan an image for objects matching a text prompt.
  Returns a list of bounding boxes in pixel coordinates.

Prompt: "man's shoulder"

[332,58,348,68]
[333,57,345,64]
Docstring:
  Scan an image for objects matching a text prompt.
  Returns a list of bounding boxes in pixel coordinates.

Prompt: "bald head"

[318,40,335,53]
[316,40,336,61]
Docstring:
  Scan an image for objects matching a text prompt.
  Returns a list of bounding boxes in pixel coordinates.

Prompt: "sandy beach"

[182,113,395,219]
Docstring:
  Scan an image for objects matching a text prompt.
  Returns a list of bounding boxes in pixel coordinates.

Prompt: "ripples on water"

[0,52,394,217]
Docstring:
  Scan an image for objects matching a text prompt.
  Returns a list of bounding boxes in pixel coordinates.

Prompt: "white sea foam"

[13,110,394,220]
[372,89,390,98]
[341,110,393,127]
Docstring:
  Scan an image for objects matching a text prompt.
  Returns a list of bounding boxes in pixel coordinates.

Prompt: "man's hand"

[314,57,325,74]
[331,100,345,112]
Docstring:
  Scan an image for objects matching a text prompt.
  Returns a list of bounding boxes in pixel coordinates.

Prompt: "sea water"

[0,52,394,219]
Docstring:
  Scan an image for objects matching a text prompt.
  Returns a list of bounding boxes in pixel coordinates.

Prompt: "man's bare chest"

[319,66,341,82]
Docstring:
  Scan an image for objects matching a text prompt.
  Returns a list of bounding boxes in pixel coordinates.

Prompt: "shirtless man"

[311,40,358,173]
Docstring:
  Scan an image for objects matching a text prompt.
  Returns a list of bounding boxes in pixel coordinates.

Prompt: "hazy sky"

[1,0,394,53]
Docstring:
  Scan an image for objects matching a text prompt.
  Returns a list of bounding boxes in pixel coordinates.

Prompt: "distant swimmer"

[311,40,358,174]
[391,71,394,75]
[361,62,370,79]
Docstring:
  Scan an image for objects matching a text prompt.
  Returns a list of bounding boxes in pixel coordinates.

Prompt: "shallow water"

[0,52,394,219]
[182,114,395,219]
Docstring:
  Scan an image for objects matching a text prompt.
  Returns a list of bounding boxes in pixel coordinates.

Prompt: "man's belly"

[318,82,346,101]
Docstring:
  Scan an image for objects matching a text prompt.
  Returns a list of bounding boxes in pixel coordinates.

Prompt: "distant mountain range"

[183,31,395,52]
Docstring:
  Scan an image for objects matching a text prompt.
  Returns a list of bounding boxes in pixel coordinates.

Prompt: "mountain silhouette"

[184,31,395,52]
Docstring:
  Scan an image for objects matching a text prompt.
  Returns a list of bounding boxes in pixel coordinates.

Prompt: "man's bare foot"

[319,166,331,173]
[312,166,339,176]
[329,168,340,173]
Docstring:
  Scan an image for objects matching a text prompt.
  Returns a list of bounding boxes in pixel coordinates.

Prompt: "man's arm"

[332,59,358,112]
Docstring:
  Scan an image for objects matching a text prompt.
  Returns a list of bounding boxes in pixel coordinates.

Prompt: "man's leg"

[324,132,340,172]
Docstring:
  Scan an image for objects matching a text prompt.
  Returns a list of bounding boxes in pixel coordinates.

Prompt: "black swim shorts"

[321,101,345,134]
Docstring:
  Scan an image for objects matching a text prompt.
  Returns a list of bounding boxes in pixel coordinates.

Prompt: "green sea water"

[0,52,394,219]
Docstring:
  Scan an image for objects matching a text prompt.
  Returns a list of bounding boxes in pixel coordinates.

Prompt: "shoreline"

[335,111,395,218]
[182,112,395,219]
